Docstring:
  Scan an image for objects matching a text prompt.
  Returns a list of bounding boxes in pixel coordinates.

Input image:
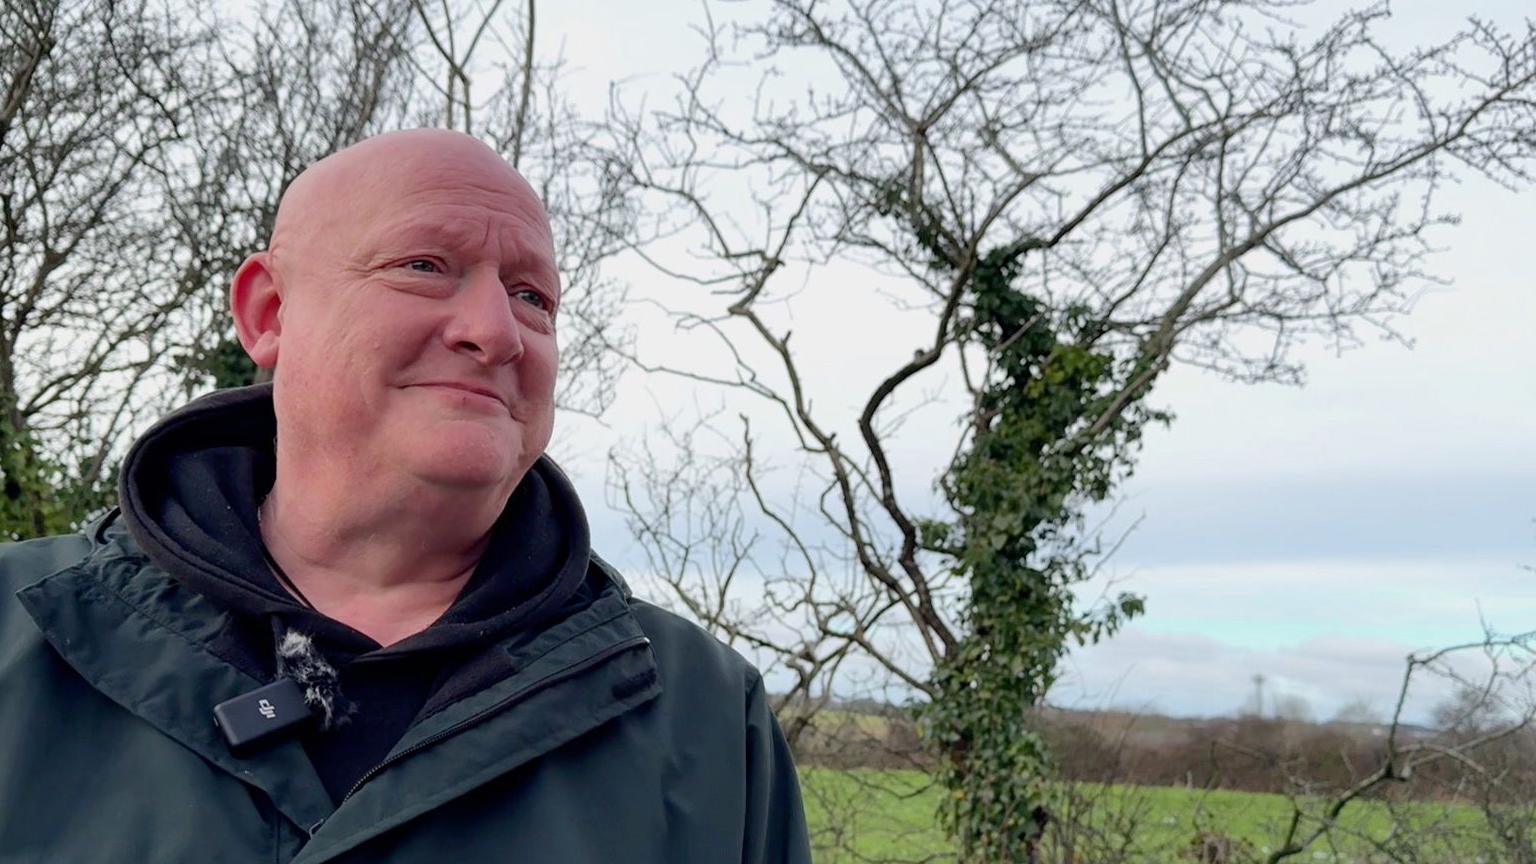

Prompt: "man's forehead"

[271,131,550,253]
[366,211,550,248]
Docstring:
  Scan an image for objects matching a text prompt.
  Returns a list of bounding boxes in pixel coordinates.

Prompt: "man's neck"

[258,471,507,646]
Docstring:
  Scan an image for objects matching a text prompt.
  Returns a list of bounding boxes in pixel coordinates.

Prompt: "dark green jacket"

[0,519,811,863]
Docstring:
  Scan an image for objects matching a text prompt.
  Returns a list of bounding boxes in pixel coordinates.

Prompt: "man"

[0,130,812,863]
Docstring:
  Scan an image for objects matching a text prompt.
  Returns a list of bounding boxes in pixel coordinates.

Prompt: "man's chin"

[401,437,532,495]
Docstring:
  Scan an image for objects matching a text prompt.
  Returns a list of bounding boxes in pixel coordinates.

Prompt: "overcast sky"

[535,0,1536,724]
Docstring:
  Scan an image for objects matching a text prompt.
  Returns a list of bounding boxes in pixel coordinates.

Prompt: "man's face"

[267,144,560,498]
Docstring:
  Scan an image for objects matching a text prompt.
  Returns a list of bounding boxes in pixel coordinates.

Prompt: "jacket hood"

[117,383,593,658]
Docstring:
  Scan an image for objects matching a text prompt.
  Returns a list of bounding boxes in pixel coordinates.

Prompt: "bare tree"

[0,0,223,538]
[1258,632,1536,864]
[601,1,1536,859]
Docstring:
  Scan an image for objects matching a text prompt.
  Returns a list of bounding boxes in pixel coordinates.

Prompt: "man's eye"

[404,259,440,273]
[512,287,551,311]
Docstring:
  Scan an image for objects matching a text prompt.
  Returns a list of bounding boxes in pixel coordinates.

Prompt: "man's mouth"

[411,382,510,413]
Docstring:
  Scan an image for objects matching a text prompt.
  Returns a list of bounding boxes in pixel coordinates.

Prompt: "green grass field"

[800,770,1513,863]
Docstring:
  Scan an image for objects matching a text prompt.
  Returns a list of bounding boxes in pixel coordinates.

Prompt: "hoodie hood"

[118,384,592,658]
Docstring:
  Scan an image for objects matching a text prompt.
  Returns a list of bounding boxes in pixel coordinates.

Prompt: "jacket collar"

[17,530,660,855]
[297,584,658,862]
[16,527,334,835]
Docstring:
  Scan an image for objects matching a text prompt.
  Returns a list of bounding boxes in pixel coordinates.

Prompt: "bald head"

[229,127,564,532]
[269,130,551,278]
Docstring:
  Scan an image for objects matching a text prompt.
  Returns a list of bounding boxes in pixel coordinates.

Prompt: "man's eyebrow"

[360,219,479,256]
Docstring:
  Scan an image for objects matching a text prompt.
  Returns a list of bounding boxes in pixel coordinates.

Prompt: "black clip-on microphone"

[213,678,317,753]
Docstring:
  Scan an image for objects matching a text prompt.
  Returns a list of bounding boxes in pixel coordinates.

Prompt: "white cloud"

[1054,627,1508,725]
[1083,557,1536,651]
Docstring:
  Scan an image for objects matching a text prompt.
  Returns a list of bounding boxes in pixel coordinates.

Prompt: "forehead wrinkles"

[269,139,557,284]
[370,160,552,237]
[366,209,557,281]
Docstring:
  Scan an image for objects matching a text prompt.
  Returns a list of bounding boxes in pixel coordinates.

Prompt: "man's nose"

[442,267,524,365]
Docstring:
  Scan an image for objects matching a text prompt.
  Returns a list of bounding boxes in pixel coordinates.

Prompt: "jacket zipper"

[333,634,652,809]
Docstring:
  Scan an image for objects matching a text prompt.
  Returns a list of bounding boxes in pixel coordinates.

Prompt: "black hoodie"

[118,384,593,801]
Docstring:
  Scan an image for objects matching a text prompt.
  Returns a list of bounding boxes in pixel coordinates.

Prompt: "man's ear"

[230,252,283,369]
